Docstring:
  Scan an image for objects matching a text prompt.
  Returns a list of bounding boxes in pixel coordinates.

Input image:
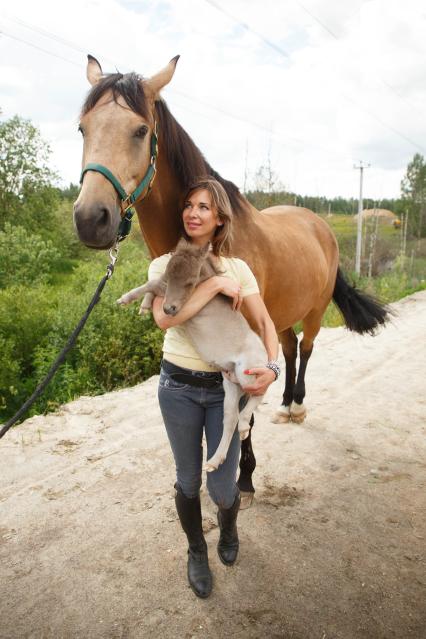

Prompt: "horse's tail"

[332,267,390,335]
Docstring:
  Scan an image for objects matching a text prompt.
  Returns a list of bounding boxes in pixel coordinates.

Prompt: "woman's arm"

[240,293,280,396]
[152,276,243,330]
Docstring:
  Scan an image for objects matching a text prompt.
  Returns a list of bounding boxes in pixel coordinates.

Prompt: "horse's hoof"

[239,429,250,440]
[240,491,254,510]
[271,413,291,424]
[271,406,291,424]
[290,401,306,423]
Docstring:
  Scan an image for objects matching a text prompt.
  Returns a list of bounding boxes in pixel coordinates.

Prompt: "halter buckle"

[121,196,134,214]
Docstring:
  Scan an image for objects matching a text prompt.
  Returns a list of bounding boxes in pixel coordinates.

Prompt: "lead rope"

[0,243,120,440]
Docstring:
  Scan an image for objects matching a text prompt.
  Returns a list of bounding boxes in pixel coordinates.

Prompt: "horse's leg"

[237,414,256,509]
[272,328,298,424]
[290,310,323,424]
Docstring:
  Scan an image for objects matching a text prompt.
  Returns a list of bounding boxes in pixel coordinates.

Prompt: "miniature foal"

[117,239,268,471]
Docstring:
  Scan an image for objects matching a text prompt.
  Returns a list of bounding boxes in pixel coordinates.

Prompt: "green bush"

[0,223,61,287]
[0,245,163,421]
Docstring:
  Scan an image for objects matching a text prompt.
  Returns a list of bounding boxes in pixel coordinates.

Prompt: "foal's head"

[162,239,219,316]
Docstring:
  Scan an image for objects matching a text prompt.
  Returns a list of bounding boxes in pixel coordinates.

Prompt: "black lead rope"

[0,249,118,440]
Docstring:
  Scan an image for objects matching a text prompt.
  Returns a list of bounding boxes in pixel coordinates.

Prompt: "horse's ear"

[87,55,103,86]
[143,56,180,100]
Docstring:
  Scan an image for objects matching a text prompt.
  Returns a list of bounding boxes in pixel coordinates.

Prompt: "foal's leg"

[272,328,298,424]
[290,310,323,423]
[205,378,242,472]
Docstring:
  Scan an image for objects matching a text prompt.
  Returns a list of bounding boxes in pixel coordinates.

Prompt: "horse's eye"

[78,124,84,137]
[134,125,148,139]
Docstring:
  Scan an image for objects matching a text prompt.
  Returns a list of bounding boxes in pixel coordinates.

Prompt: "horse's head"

[74,55,179,249]
[162,239,213,315]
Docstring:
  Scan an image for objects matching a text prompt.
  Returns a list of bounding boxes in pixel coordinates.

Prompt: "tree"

[400,153,426,239]
[0,115,59,232]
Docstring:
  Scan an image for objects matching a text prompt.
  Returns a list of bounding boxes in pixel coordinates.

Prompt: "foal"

[117,239,268,471]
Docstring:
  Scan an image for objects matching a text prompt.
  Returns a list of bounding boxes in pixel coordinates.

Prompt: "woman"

[148,177,280,598]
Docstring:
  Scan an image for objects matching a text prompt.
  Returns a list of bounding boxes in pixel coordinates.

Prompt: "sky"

[1,0,426,201]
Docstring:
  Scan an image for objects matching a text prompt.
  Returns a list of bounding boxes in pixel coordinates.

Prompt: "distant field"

[316,213,426,328]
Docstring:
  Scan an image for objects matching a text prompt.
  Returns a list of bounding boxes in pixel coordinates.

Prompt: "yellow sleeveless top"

[148,254,260,371]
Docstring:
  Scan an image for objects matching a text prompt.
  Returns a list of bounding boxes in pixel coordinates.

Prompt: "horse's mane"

[81,72,245,215]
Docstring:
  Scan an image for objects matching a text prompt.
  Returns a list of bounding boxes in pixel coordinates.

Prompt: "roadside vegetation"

[1,116,425,421]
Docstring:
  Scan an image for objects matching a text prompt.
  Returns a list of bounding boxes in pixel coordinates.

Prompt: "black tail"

[332,268,390,335]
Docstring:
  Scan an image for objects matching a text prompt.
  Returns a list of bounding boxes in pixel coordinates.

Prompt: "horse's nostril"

[98,207,110,226]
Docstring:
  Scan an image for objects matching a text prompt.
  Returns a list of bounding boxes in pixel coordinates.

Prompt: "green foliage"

[246,190,401,216]
[0,115,59,232]
[59,182,80,201]
[401,153,426,238]
[0,245,164,421]
[0,222,61,287]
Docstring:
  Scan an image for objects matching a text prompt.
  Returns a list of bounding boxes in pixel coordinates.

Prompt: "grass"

[317,214,426,328]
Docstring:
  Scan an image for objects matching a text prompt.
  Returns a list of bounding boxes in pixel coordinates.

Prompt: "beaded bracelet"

[266,360,281,380]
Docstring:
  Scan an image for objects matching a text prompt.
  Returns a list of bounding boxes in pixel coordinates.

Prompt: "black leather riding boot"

[217,492,240,566]
[174,484,212,598]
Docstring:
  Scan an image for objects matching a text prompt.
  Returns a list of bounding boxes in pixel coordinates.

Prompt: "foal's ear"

[87,54,103,86]
[175,236,189,251]
[142,56,180,100]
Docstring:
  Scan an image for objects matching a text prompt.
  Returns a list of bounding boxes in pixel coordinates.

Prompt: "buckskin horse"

[74,55,388,505]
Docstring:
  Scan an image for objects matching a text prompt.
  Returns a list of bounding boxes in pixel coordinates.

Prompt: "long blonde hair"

[181,177,234,256]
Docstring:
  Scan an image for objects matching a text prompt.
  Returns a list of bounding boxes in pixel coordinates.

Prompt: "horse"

[74,55,388,504]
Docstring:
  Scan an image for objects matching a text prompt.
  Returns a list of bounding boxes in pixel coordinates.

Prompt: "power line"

[206,0,426,154]
[0,20,349,161]
[204,0,290,60]
[0,29,81,67]
[293,0,425,122]
[293,0,339,39]
[1,11,118,69]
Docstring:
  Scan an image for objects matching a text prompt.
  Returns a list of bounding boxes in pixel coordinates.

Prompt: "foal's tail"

[332,267,390,335]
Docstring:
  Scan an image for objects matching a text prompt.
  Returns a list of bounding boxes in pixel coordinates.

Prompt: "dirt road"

[1,291,425,639]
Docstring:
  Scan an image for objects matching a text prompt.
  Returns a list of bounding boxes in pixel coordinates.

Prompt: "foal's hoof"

[205,454,225,472]
[138,307,150,315]
[239,429,250,441]
[271,405,291,424]
[290,401,306,424]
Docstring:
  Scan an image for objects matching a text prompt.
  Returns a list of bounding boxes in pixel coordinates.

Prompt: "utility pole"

[243,139,249,194]
[354,161,370,275]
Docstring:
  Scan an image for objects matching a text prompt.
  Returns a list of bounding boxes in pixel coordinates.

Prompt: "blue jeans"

[158,363,241,509]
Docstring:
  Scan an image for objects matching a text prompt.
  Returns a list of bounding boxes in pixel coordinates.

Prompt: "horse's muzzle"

[73,202,118,249]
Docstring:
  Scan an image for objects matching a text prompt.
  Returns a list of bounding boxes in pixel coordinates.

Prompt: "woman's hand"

[242,367,276,396]
[215,276,243,311]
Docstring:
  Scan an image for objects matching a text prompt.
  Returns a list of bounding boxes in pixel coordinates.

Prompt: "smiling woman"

[116,174,279,599]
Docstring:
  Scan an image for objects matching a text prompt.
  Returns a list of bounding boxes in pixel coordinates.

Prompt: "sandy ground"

[1,291,425,639]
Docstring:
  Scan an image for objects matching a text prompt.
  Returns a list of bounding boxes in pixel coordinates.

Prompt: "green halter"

[80,122,158,241]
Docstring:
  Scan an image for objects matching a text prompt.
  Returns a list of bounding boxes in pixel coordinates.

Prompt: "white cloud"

[1,0,425,201]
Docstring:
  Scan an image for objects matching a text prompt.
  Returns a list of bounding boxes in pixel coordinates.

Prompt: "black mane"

[81,72,245,214]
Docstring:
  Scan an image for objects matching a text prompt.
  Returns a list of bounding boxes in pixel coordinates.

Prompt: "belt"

[162,360,223,389]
